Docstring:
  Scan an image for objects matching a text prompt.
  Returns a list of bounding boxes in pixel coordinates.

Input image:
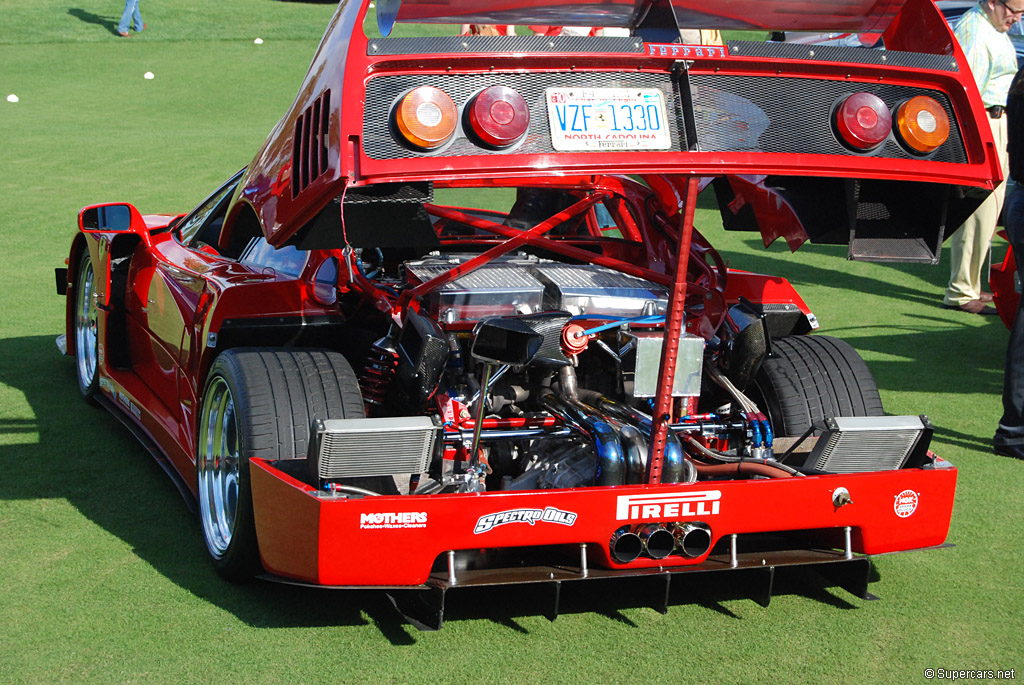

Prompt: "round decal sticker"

[894,489,919,518]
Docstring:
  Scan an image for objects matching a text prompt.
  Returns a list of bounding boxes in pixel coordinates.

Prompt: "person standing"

[994,68,1024,460]
[944,0,1019,315]
[118,0,145,38]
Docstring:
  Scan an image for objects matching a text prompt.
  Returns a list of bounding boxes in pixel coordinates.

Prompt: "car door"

[132,173,242,419]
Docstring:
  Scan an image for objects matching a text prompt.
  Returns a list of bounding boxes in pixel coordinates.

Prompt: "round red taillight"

[835,92,892,151]
[467,85,530,148]
[394,86,458,150]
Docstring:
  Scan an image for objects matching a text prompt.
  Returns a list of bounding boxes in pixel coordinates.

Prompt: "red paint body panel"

[723,269,812,312]
[990,231,1018,329]
[251,458,955,586]
[238,0,997,248]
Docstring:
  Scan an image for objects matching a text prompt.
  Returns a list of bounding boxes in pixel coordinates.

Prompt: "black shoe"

[994,444,1024,460]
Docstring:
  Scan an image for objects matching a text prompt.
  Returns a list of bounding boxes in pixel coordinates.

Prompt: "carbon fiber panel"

[363,72,684,160]
[727,40,959,72]
[368,35,644,55]
[689,74,967,163]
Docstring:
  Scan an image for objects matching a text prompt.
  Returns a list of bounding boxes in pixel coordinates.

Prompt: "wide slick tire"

[196,348,371,581]
[752,335,883,437]
[74,249,100,400]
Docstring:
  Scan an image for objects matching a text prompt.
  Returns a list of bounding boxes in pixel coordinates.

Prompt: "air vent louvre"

[292,90,331,198]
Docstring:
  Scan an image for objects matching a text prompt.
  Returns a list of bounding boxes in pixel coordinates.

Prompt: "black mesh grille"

[727,40,959,72]
[362,72,684,160]
[363,71,967,165]
[689,74,967,163]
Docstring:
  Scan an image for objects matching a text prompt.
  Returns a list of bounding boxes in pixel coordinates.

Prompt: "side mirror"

[79,203,151,245]
[471,317,542,366]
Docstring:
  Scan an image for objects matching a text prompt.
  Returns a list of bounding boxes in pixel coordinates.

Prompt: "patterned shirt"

[954,3,1018,107]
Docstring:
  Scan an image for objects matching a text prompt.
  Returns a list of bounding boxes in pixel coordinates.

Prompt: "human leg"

[945,117,1008,306]
[995,187,1024,449]
[131,0,143,32]
[944,197,999,305]
[117,0,137,34]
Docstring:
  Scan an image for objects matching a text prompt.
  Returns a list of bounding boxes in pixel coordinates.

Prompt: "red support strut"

[645,176,699,484]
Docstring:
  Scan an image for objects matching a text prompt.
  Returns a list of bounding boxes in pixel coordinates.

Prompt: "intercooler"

[311,416,438,479]
[801,415,932,474]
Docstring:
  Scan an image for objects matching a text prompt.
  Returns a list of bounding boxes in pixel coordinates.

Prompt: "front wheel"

[74,250,99,400]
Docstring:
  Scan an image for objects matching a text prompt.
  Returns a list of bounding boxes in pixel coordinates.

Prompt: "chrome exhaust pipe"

[577,391,690,484]
[671,522,713,558]
[541,392,626,486]
[610,526,643,563]
[618,424,646,484]
[635,524,675,559]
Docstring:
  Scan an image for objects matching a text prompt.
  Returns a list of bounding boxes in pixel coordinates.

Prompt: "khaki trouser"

[945,113,1009,306]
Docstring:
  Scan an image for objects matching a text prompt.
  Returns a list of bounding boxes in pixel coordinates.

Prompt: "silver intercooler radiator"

[802,415,932,474]
[311,416,438,479]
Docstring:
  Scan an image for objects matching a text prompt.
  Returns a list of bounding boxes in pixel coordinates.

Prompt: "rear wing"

[378,0,905,35]
[230,0,998,263]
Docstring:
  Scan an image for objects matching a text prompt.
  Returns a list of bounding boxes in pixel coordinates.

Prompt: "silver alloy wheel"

[74,253,98,392]
[197,376,240,560]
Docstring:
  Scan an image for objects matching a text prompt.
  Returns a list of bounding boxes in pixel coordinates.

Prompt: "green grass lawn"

[1,2,1022,682]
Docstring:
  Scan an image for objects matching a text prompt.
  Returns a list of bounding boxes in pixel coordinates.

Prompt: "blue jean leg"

[118,0,143,33]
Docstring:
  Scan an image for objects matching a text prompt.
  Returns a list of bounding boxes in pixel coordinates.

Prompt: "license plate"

[546,87,672,151]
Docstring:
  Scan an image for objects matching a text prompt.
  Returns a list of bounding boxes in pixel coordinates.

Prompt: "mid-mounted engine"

[311,247,933,510]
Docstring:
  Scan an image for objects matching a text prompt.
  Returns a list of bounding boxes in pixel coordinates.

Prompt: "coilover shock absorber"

[359,335,398,413]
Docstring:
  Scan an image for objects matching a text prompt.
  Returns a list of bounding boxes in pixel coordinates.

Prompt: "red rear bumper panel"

[250,458,956,587]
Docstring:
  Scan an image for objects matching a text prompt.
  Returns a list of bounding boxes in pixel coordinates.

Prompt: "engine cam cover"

[404,256,668,322]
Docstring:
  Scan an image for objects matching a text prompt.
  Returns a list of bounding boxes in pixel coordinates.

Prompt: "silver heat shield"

[802,415,928,474]
[312,416,438,479]
[629,331,704,398]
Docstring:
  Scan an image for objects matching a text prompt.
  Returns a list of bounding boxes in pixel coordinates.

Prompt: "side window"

[240,238,308,279]
[601,197,642,241]
[176,172,243,249]
[594,202,618,231]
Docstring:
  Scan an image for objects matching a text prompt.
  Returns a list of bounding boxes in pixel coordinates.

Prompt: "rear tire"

[74,250,100,400]
[752,335,883,437]
[196,348,381,581]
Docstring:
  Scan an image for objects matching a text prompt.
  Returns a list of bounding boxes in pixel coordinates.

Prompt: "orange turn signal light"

[394,86,458,150]
[895,96,949,155]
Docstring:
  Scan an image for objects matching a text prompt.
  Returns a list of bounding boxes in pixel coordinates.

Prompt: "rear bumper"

[249,458,956,586]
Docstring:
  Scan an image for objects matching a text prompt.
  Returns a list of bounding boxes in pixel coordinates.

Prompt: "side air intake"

[292,89,331,198]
